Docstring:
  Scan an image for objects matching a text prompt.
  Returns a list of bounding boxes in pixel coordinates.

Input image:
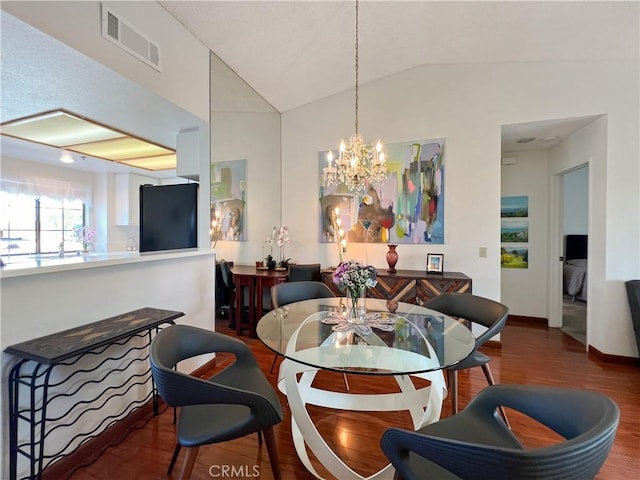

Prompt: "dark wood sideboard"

[321,268,472,305]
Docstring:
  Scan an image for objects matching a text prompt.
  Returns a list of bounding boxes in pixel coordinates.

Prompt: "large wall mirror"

[210,53,281,264]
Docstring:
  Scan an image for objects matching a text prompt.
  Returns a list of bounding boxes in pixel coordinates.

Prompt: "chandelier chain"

[354,0,359,135]
[322,0,387,193]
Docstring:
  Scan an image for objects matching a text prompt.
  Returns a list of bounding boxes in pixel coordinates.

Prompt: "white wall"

[282,60,639,357]
[1,0,210,122]
[1,9,212,253]
[0,252,215,479]
[549,117,639,357]
[564,166,589,235]
[500,151,550,318]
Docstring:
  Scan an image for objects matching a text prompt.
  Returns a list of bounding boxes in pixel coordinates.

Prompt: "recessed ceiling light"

[60,151,74,163]
[516,136,537,144]
[1,109,176,171]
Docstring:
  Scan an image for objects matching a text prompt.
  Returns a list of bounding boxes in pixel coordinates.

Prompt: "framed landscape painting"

[501,196,528,218]
[501,245,528,268]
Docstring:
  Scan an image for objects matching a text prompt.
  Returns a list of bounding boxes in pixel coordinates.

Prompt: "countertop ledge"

[0,248,215,279]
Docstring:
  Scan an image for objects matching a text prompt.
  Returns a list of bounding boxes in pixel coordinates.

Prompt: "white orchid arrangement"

[266,226,289,246]
[275,226,289,247]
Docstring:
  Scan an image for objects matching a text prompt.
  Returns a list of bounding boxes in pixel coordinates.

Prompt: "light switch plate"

[479,247,487,258]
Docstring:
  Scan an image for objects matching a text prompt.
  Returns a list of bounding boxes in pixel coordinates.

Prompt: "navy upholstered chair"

[287,263,322,282]
[150,324,283,480]
[271,280,335,308]
[381,384,619,480]
[424,292,509,422]
[269,281,338,377]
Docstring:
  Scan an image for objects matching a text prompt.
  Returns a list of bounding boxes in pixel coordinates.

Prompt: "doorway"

[559,165,589,344]
[500,116,599,340]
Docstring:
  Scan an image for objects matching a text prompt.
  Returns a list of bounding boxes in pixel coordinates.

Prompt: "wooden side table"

[231,266,288,337]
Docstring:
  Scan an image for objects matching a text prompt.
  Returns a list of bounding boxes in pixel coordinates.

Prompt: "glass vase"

[347,287,367,322]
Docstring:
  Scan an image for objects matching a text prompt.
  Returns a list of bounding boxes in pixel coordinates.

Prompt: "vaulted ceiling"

[159,1,638,113]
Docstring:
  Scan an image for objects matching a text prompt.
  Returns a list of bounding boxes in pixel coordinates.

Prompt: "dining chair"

[269,281,341,380]
[219,260,256,331]
[287,263,322,282]
[150,324,283,480]
[218,260,237,327]
[424,292,509,424]
[271,280,335,308]
[625,280,640,357]
[381,384,619,480]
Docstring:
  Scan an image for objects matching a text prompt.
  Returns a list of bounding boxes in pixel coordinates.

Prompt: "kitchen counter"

[0,248,212,278]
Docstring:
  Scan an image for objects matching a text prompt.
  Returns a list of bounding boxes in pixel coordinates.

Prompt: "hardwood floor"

[69,316,639,480]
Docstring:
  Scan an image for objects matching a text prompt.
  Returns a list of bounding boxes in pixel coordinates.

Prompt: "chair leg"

[269,353,279,374]
[342,372,350,392]
[447,369,458,415]
[481,363,511,428]
[168,443,181,475]
[178,446,200,480]
[262,426,282,480]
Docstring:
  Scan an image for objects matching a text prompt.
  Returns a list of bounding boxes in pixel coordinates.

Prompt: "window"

[1,191,86,256]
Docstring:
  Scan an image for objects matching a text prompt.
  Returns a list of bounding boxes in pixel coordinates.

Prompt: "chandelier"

[323,0,387,193]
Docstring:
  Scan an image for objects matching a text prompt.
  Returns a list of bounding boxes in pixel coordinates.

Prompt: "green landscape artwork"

[501,246,529,268]
[501,220,528,242]
[501,195,528,217]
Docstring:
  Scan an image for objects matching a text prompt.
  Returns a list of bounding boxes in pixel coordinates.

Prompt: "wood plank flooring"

[69,316,639,480]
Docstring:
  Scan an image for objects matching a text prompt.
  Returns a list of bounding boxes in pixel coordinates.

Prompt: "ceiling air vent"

[101,5,161,72]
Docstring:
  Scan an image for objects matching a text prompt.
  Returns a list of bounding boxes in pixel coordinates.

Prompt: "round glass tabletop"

[257,297,475,376]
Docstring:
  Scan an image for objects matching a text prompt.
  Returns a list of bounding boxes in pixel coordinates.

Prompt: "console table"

[5,307,184,480]
[321,269,472,305]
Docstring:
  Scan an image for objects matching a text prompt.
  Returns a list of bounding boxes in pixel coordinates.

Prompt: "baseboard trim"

[41,357,218,479]
[507,315,548,328]
[588,345,640,366]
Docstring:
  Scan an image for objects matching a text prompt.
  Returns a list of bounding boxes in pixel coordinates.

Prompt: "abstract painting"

[319,139,445,244]
[211,159,246,241]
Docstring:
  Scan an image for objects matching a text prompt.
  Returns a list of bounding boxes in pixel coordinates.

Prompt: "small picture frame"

[427,253,444,274]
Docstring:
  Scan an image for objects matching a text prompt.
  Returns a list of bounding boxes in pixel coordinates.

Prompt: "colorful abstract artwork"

[319,139,445,244]
[211,159,246,241]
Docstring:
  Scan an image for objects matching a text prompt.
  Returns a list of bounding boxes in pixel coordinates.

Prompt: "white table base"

[279,357,446,480]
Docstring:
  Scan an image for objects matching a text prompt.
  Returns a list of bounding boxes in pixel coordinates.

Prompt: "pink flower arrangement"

[332,259,377,297]
[72,225,95,251]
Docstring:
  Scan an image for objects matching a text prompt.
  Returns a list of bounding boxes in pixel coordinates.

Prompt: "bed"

[563,234,588,302]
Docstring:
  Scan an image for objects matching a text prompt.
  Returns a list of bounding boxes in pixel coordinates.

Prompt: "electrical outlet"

[479,247,487,258]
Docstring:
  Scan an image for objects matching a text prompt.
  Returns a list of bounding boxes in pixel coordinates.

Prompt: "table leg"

[280,358,445,480]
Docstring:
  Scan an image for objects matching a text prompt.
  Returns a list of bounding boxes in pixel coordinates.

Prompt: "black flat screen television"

[139,183,198,252]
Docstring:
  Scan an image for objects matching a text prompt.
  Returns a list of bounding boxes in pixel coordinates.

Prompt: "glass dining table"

[256,297,476,480]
